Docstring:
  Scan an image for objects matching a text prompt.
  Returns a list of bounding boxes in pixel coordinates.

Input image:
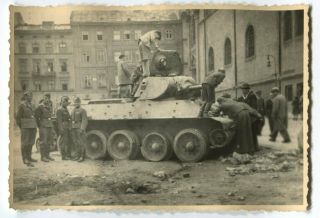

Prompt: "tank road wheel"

[85,130,108,159]
[141,132,172,162]
[173,128,208,162]
[107,130,140,160]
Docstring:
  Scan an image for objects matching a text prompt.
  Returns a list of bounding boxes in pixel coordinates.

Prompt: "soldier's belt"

[21,118,37,128]
[40,119,53,128]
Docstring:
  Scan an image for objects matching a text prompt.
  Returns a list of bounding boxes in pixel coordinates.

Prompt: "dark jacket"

[117,59,131,85]
[257,97,265,116]
[56,106,71,134]
[34,104,53,128]
[238,90,258,110]
[15,101,37,129]
[71,107,88,131]
[265,98,273,117]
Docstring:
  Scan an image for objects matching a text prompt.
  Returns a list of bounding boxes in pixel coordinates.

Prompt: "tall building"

[14,15,74,110]
[181,9,304,102]
[70,10,183,100]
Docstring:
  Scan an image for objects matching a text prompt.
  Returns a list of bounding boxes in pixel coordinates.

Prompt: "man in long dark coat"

[265,94,274,136]
[215,97,261,154]
[34,97,55,162]
[56,96,72,160]
[15,91,37,167]
[269,87,291,143]
[238,83,257,110]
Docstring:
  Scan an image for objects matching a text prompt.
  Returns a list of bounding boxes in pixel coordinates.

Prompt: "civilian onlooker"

[292,95,300,120]
[269,87,291,143]
[256,90,265,135]
[265,94,274,136]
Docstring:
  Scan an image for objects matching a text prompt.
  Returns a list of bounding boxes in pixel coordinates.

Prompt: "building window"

[18,42,26,53]
[48,80,55,91]
[165,30,174,39]
[114,51,121,62]
[32,42,39,54]
[62,83,68,91]
[97,31,103,40]
[82,31,89,40]
[123,31,131,40]
[96,50,105,63]
[134,30,142,40]
[45,42,53,53]
[32,59,41,74]
[18,59,28,73]
[46,60,54,73]
[98,74,107,88]
[60,59,68,72]
[245,25,255,58]
[59,42,67,53]
[284,11,292,41]
[208,47,214,72]
[113,31,121,40]
[20,80,28,91]
[81,51,90,63]
[34,81,41,91]
[295,10,303,36]
[285,84,293,101]
[224,38,232,65]
[124,51,132,62]
[84,75,93,88]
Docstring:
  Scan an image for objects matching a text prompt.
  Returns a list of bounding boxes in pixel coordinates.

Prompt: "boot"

[29,157,38,162]
[41,157,50,162]
[198,103,206,118]
[47,156,55,161]
[203,102,213,118]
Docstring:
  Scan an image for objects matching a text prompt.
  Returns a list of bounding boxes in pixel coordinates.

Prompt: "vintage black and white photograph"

[9,5,309,209]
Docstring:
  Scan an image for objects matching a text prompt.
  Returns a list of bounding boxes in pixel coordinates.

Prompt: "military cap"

[221,93,231,98]
[61,96,70,103]
[240,83,250,89]
[45,93,51,97]
[119,54,125,59]
[74,97,81,103]
[271,87,280,93]
[218,68,226,73]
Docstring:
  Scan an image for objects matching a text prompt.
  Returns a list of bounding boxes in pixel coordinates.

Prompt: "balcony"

[32,71,56,78]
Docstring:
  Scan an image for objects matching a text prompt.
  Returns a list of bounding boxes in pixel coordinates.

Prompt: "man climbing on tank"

[131,64,143,96]
[138,30,161,77]
[198,68,226,118]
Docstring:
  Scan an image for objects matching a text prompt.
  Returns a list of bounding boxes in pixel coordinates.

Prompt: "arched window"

[245,25,255,58]
[284,11,292,41]
[208,47,214,72]
[295,10,303,36]
[224,38,232,65]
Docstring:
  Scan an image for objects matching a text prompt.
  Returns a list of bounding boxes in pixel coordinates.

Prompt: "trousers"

[20,128,37,161]
[39,127,53,158]
[71,128,86,158]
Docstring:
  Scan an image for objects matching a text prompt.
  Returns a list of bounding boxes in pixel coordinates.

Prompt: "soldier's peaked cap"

[74,97,81,103]
[240,83,250,89]
[271,87,280,93]
[61,96,70,102]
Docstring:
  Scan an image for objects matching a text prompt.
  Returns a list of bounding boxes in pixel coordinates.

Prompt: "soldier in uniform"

[56,96,72,160]
[117,54,132,98]
[44,93,53,114]
[71,97,88,162]
[198,68,226,118]
[138,30,161,77]
[34,96,55,162]
[15,91,38,167]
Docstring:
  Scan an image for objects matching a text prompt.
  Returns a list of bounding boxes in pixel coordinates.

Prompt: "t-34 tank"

[83,50,235,162]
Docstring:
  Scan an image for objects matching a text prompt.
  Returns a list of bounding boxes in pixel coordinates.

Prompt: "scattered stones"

[141,199,148,203]
[125,188,135,194]
[227,192,235,196]
[183,173,190,178]
[153,171,167,179]
[271,175,279,179]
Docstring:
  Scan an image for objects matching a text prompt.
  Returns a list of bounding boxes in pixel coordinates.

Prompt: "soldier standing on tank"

[34,96,55,162]
[117,54,132,98]
[56,96,72,160]
[198,68,226,118]
[71,97,88,162]
[15,91,38,167]
[138,30,161,77]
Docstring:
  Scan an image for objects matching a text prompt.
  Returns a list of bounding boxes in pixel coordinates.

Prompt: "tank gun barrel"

[187,84,202,90]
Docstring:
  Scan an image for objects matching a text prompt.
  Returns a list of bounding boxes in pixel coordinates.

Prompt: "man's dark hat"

[45,93,51,97]
[240,83,250,89]
[119,54,125,59]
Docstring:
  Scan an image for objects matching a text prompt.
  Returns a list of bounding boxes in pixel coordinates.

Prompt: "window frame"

[82,31,89,41]
[113,31,121,41]
[224,37,232,66]
[284,11,293,42]
[245,25,255,59]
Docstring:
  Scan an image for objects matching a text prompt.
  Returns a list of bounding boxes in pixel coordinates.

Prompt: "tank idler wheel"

[173,128,208,162]
[85,130,108,159]
[107,130,140,160]
[141,132,172,162]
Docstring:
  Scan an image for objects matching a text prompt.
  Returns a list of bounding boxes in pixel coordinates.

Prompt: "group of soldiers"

[15,91,88,167]
[199,68,291,155]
